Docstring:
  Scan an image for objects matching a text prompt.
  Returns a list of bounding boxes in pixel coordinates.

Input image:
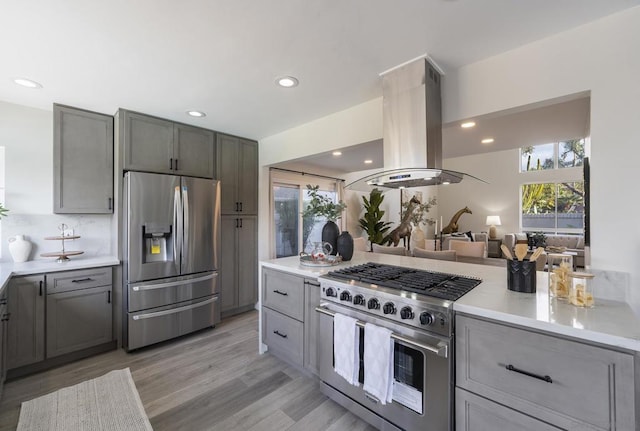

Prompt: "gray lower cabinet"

[0,288,9,395]
[456,314,637,430]
[53,104,114,214]
[216,133,258,215]
[119,109,215,178]
[46,285,112,358]
[6,276,45,370]
[220,215,257,316]
[262,268,320,374]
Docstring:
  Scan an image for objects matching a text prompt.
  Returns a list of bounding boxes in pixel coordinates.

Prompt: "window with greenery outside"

[301,185,346,250]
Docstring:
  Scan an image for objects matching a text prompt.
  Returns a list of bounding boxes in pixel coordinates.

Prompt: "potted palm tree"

[302,185,347,256]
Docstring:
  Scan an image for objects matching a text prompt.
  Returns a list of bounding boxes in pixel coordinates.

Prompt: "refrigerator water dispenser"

[143,223,173,263]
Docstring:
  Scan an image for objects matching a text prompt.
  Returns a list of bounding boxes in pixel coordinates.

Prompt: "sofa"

[413,232,488,257]
[503,233,585,268]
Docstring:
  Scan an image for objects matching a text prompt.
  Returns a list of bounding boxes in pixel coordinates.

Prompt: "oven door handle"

[315,306,448,358]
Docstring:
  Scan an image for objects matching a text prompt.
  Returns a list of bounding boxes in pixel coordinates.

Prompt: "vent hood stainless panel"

[346,56,485,191]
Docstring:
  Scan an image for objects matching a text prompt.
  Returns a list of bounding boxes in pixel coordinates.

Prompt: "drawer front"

[128,272,218,312]
[263,307,303,366]
[456,315,636,430]
[47,268,112,293]
[262,269,304,321]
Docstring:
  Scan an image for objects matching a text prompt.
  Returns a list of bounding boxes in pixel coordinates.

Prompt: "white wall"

[0,101,113,261]
[259,7,640,312]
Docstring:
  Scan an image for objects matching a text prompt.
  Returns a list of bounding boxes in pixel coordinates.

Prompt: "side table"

[487,238,503,258]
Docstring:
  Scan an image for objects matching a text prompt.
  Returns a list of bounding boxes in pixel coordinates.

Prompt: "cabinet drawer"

[47,268,112,294]
[262,269,303,321]
[263,307,303,367]
[456,315,636,430]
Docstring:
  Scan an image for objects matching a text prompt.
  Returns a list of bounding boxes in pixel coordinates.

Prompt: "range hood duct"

[346,56,485,190]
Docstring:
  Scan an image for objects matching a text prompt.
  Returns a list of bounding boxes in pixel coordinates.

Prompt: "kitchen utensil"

[501,244,514,260]
[514,243,528,261]
[529,247,545,262]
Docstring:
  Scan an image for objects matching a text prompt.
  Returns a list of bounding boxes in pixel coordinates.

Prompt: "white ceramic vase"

[8,234,32,263]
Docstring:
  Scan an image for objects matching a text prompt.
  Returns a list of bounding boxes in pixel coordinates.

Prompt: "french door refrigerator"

[123,171,220,351]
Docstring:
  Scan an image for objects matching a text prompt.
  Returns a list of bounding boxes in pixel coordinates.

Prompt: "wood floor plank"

[285,398,348,431]
[246,409,295,431]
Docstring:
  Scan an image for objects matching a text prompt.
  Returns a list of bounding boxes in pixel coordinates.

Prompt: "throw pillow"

[576,237,585,249]
[464,231,474,241]
[515,233,527,242]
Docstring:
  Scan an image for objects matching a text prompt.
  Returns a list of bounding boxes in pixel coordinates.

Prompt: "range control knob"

[367,298,380,310]
[419,312,434,326]
[339,291,352,302]
[382,302,396,315]
[353,294,365,306]
[400,306,414,320]
[325,287,337,298]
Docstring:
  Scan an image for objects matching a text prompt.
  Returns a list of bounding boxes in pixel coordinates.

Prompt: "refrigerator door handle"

[132,296,218,320]
[174,185,182,274]
[131,273,217,292]
[182,184,190,272]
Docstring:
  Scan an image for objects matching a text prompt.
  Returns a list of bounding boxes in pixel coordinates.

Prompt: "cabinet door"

[238,140,258,214]
[303,279,321,375]
[53,104,114,214]
[7,276,45,369]
[174,124,215,178]
[220,216,238,312]
[122,111,174,174]
[46,285,113,358]
[216,134,239,214]
[237,216,258,309]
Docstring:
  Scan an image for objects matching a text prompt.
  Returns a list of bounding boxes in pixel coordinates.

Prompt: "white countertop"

[0,256,120,292]
[261,251,640,352]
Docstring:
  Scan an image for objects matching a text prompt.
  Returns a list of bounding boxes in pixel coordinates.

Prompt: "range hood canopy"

[346,55,485,191]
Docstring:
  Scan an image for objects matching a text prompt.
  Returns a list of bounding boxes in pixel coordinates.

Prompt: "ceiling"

[0,1,636,141]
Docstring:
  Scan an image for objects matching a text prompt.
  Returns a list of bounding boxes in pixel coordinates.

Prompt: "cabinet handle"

[108,197,112,210]
[235,218,239,228]
[107,291,111,304]
[506,364,553,384]
[72,278,94,283]
[170,158,174,170]
[239,202,243,212]
[239,218,243,228]
[304,281,320,287]
[0,298,7,305]
[39,280,43,296]
[175,159,178,170]
[235,202,239,212]
[1,313,10,322]
[273,330,288,339]
[273,289,288,296]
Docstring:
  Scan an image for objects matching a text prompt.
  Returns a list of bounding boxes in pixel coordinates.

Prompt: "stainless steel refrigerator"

[123,171,220,351]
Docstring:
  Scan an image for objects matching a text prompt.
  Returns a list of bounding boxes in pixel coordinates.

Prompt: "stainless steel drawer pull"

[304,281,320,287]
[132,273,217,291]
[273,330,288,339]
[273,289,288,296]
[315,306,448,358]
[72,278,94,283]
[506,364,553,384]
[132,296,218,320]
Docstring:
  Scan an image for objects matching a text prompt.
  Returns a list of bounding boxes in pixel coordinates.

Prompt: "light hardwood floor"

[0,311,377,431]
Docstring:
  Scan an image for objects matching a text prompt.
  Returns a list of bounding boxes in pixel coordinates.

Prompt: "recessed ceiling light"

[13,78,42,89]
[481,138,495,144]
[276,76,299,88]
[186,110,206,118]
[364,159,373,164]
[461,121,476,128]
[332,151,342,156]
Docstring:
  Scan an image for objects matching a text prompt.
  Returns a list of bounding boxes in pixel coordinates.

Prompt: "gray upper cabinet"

[7,275,45,370]
[53,104,114,213]
[121,110,214,178]
[216,133,258,214]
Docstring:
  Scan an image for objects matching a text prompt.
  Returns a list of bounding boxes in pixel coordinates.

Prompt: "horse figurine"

[441,207,472,234]
[383,196,421,248]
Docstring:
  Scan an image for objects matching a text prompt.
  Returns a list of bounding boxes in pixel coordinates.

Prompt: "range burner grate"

[326,262,481,301]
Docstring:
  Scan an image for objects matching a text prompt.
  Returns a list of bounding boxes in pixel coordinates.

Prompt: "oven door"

[316,303,451,431]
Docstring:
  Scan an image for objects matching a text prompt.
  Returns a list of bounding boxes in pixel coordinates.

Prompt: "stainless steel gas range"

[316,262,481,431]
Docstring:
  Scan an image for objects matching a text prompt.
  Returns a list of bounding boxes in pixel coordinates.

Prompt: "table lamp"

[486,215,501,239]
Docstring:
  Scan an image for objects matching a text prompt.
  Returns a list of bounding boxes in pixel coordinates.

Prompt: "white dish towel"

[333,313,360,386]
[363,322,394,404]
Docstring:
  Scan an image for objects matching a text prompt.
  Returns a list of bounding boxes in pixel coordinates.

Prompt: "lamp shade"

[486,215,501,226]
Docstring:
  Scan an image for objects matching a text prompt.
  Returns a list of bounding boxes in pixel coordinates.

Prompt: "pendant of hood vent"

[346,55,486,191]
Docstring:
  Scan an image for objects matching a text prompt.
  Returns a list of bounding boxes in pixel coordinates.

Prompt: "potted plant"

[358,188,392,251]
[302,185,347,256]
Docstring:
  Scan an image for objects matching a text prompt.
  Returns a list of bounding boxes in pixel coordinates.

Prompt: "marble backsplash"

[1,213,113,263]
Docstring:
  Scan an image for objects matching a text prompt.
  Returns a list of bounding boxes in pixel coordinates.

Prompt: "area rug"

[17,368,153,431]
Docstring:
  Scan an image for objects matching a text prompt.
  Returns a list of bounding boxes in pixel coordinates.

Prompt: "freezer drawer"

[127,295,219,351]
[127,272,218,313]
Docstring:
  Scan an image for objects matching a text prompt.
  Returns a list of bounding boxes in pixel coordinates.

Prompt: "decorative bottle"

[8,235,32,263]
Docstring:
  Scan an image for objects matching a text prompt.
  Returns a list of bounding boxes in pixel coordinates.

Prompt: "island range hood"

[346,56,485,191]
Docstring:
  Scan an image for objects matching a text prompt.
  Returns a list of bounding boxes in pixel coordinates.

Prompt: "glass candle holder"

[548,253,572,300]
[569,272,595,308]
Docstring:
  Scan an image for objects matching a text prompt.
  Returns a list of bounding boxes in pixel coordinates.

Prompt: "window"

[521,182,584,233]
[520,139,585,172]
[271,170,341,258]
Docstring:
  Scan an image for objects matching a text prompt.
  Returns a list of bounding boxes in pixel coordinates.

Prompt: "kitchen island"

[260,251,640,430]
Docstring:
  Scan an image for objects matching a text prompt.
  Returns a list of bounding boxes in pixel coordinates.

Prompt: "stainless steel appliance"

[317,262,481,431]
[123,171,220,351]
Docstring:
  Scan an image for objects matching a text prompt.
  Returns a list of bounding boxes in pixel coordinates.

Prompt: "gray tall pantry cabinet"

[217,133,259,316]
[53,104,114,213]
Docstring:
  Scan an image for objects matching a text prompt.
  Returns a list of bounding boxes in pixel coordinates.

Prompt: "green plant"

[301,184,346,222]
[358,188,392,250]
[0,204,8,218]
[400,196,437,227]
